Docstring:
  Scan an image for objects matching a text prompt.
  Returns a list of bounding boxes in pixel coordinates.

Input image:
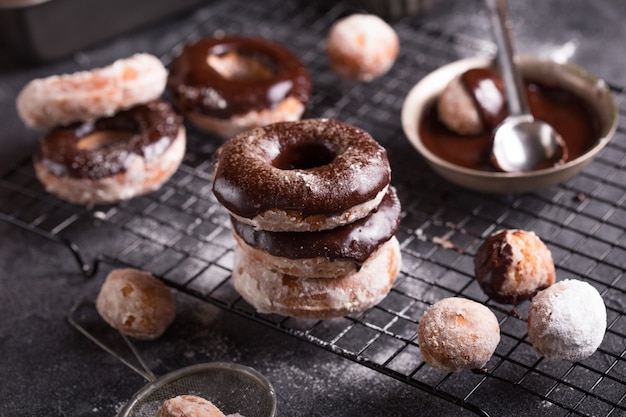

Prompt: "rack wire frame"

[2,1,626,416]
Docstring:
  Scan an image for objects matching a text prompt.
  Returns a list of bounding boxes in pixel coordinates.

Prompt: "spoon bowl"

[491,114,567,172]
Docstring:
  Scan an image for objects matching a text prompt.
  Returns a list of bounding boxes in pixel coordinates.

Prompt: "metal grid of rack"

[1,1,625,416]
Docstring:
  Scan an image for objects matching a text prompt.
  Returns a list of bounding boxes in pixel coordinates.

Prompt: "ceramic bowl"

[401,56,617,193]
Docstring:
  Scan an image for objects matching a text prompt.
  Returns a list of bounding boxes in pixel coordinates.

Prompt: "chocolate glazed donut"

[231,187,401,278]
[212,118,392,232]
[34,100,185,205]
[167,35,311,137]
[232,187,401,265]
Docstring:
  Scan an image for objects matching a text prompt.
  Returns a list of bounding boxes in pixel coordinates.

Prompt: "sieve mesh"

[68,300,276,417]
[119,363,277,417]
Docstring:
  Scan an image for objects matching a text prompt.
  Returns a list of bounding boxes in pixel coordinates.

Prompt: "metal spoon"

[485,0,567,172]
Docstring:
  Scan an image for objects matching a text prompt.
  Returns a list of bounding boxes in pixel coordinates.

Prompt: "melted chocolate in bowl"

[420,77,602,172]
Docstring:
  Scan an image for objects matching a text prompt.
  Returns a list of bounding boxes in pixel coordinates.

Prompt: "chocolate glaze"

[474,230,515,303]
[232,187,401,265]
[167,36,311,119]
[460,68,506,130]
[421,73,601,171]
[212,119,391,218]
[35,100,181,179]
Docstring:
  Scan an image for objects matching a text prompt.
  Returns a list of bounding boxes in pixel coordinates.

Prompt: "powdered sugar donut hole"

[326,14,399,82]
[418,297,501,372]
[157,395,226,417]
[527,279,607,362]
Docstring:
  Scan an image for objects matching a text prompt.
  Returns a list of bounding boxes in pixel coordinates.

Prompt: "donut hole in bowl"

[271,142,337,170]
[401,56,617,193]
[76,129,136,151]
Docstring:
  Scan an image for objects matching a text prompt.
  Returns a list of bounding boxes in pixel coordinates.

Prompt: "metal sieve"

[67,300,277,417]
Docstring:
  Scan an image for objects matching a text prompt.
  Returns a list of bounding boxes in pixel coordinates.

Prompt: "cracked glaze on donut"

[167,36,311,119]
[212,119,391,220]
[35,100,182,180]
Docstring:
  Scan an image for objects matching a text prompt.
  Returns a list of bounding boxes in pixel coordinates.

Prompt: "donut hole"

[207,51,274,81]
[76,130,135,151]
[272,143,336,170]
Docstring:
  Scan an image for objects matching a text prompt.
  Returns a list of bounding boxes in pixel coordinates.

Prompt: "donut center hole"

[207,51,274,81]
[272,143,336,170]
[76,130,135,151]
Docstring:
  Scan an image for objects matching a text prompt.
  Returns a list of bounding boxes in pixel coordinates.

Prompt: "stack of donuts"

[16,53,185,206]
[212,118,402,320]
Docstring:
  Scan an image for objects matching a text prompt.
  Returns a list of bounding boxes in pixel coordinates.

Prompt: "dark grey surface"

[0,0,207,63]
[1,1,625,416]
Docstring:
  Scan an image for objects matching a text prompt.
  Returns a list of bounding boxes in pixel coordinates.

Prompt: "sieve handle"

[67,300,158,383]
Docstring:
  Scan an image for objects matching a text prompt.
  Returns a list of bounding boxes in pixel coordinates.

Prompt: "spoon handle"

[484,0,529,116]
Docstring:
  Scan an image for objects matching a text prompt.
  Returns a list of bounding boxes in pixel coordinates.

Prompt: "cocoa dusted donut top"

[35,100,181,179]
[167,36,311,119]
[212,118,391,218]
[232,187,401,264]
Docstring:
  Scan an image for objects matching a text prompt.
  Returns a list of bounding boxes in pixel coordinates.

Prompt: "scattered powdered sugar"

[528,279,607,361]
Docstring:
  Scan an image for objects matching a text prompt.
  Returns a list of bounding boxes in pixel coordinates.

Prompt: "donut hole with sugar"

[527,279,606,362]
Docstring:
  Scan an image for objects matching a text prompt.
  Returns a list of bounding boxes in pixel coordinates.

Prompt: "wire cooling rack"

[2,1,626,416]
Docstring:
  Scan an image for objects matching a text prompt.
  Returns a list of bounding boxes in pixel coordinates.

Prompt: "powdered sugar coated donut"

[418,297,501,372]
[17,53,167,129]
[527,279,606,362]
[232,237,401,320]
[326,14,399,82]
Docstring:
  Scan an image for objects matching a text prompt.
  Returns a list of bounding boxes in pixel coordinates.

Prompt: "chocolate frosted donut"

[232,187,401,278]
[34,100,185,205]
[168,35,311,138]
[212,118,391,232]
